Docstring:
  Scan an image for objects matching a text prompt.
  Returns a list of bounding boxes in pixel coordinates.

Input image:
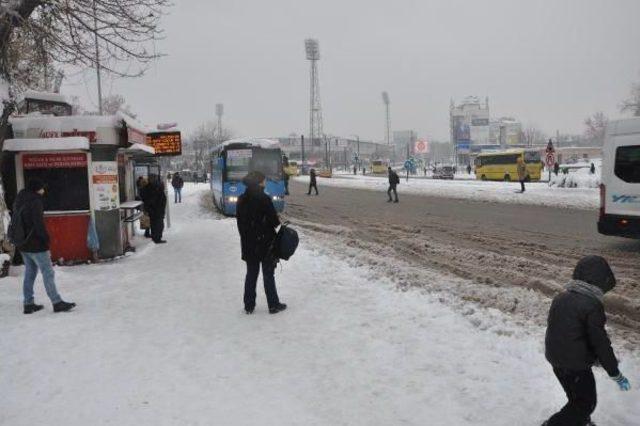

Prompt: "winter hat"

[572,255,616,293]
[242,171,265,187]
[26,178,45,192]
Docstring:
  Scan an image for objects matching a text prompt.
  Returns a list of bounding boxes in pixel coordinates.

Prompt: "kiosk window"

[22,153,90,211]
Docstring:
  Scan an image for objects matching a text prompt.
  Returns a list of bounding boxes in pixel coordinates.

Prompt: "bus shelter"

[1,114,160,263]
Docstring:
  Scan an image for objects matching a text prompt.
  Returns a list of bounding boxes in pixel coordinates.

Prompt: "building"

[450,96,490,164]
[489,117,522,148]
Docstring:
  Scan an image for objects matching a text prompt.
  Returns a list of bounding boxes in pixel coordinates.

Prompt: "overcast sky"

[63,0,640,143]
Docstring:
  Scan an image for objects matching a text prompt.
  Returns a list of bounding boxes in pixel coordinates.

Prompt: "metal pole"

[93,0,103,115]
[357,136,360,170]
[301,135,305,171]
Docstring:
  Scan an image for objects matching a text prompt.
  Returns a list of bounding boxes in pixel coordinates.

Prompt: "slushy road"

[285,180,640,331]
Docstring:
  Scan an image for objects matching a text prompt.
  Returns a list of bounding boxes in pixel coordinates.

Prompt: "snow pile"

[295,174,599,210]
[0,185,637,425]
[549,160,601,189]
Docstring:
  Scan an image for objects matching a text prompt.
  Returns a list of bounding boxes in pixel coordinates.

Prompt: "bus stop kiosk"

[2,113,159,263]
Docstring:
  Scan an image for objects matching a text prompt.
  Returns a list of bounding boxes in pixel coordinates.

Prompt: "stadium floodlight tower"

[215,103,224,143]
[305,38,324,151]
[382,91,391,146]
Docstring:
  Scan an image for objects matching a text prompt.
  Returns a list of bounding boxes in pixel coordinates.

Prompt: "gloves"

[612,373,631,391]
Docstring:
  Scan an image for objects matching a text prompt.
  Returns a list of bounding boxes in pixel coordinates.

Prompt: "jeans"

[387,185,398,201]
[520,180,525,192]
[174,188,182,203]
[244,259,280,310]
[546,368,597,426]
[22,251,62,305]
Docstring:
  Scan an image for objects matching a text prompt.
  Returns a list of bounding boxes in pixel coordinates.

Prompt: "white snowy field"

[1,184,637,426]
[295,174,599,210]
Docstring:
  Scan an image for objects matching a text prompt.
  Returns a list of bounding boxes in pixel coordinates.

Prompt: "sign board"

[23,153,87,169]
[414,139,429,154]
[92,161,119,210]
[146,131,182,156]
[545,152,556,167]
[227,149,252,159]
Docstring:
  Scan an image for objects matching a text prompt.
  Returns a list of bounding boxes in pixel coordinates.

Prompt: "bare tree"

[620,78,640,117]
[188,121,233,172]
[521,125,546,147]
[96,94,137,118]
[584,111,609,146]
[0,0,170,142]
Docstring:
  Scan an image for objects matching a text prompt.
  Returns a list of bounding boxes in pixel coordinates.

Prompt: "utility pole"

[300,135,306,172]
[93,0,103,114]
[216,104,224,144]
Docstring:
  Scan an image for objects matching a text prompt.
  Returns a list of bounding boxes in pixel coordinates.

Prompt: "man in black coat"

[141,174,167,244]
[236,171,287,315]
[387,167,399,203]
[543,255,631,425]
[12,178,75,314]
[307,168,319,195]
[171,172,184,203]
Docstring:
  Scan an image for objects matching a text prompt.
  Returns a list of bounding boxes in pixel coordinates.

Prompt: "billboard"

[453,115,470,142]
[414,139,429,154]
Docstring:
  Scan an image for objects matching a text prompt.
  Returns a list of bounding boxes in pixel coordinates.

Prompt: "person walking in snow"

[236,171,287,315]
[543,255,631,426]
[171,172,184,203]
[307,168,319,195]
[282,155,290,196]
[387,167,400,203]
[141,174,167,244]
[590,162,596,175]
[467,164,472,175]
[11,178,75,314]
[553,162,560,176]
[517,157,528,193]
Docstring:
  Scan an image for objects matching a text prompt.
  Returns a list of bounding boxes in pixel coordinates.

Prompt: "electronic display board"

[146,131,182,156]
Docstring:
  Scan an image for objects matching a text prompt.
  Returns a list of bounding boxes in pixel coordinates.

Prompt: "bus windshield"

[226,149,252,181]
[251,148,282,180]
[524,151,541,163]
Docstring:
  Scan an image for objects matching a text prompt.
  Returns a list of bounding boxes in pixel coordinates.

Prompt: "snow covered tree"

[95,94,137,118]
[620,78,640,117]
[584,112,609,146]
[0,0,169,146]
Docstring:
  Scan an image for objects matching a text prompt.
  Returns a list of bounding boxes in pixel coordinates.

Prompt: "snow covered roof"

[120,143,155,155]
[3,137,90,152]
[20,90,69,105]
[10,114,122,132]
[219,138,280,149]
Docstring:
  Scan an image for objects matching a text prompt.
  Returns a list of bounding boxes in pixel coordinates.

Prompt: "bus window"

[615,145,640,183]
[226,149,252,181]
[524,151,541,163]
[251,149,282,180]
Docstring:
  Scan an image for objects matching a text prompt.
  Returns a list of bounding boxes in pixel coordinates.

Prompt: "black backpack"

[274,223,299,261]
[7,206,32,249]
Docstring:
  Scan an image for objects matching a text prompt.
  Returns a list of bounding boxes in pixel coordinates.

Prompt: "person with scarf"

[543,255,631,425]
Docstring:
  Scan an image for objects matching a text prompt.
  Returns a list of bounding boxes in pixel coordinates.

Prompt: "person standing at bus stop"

[142,174,167,244]
[171,172,184,203]
[387,167,399,203]
[517,157,527,193]
[11,178,76,314]
[236,171,287,315]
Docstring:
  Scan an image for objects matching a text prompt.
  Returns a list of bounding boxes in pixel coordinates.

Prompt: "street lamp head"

[382,91,390,105]
[305,38,320,60]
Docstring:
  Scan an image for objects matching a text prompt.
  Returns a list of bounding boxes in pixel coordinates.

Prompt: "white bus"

[598,117,640,238]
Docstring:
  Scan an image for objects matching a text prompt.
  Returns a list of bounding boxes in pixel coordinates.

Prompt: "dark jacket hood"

[572,255,616,293]
[14,189,42,206]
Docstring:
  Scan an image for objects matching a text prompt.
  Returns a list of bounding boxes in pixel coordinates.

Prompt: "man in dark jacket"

[171,172,184,203]
[544,255,631,426]
[387,167,399,203]
[236,171,287,315]
[13,179,75,314]
[141,174,167,244]
[307,168,319,195]
[282,155,290,196]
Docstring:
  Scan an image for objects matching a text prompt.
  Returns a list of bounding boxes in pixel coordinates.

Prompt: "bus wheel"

[504,175,511,182]
[481,175,487,181]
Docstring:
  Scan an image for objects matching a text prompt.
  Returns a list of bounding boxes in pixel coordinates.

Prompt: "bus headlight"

[227,196,238,203]
[272,195,282,201]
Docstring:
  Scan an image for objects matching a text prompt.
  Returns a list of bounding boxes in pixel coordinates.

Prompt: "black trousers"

[244,259,280,310]
[308,182,318,195]
[520,180,526,192]
[284,179,290,195]
[387,185,398,201]
[546,367,597,426]
[150,215,165,242]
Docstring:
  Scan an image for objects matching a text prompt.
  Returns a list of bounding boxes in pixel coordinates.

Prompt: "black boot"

[53,301,76,313]
[269,303,287,314]
[24,303,44,314]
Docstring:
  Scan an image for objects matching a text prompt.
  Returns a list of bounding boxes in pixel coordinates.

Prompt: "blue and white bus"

[210,138,286,216]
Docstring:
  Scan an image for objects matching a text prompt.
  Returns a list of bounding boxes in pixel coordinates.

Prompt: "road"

[285,180,640,333]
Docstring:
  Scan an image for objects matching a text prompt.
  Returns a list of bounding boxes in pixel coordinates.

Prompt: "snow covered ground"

[1,184,637,425]
[295,174,599,210]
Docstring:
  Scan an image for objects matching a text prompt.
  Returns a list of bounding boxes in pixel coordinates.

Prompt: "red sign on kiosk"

[23,153,88,169]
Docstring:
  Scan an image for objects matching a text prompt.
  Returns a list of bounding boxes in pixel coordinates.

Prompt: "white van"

[598,117,640,238]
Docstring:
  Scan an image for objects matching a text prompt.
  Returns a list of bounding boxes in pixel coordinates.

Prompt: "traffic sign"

[545,152,556,167]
